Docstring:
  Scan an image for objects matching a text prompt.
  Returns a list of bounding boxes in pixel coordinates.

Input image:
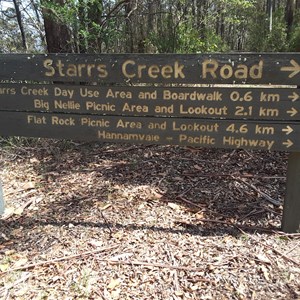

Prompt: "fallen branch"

[234,177,281,206]
[106,258,213,281]
[176,196,279,233]
[271,247,300,267]
[175,219,277,234]
[276,232,300,238]
[176,195,229,219]
[102,145,140,154]
[238,229,300,267]
[183,171,285,180]
[0,245,119,275]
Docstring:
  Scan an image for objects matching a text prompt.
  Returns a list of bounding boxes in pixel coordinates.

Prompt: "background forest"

[1,0,300,54]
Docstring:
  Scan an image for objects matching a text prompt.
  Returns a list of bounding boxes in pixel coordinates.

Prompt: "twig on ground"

[0,274,31,295]
[240,209,267,221]
[166,245,181,293]
[233,177,281,206]
[238,229,300,267]
[177,195,233,219]
[102,146,139,153]
[101,144,153,154]
[271,247,300,267]
[276,232,300,238]
[283,242,300,256]
[222,149,237,165]
[0,245,119,275]
[106,258,212,279]
[99,210,113,236]
[176,195,281,233]
[175,218,278,234]
[183,172,285,180]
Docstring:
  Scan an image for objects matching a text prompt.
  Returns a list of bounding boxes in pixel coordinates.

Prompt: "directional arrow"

[281,60,300,78]
[283,139,294,148]
[288,92,300,102]
[282,126,294,135]
[287,107,298,117]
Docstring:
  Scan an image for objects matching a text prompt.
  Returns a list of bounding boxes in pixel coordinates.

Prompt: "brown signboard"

[0,111,297,152]
[0,53,299,152]
[0,83,299,121]
[0,53,299,233]
[1,53,300,84]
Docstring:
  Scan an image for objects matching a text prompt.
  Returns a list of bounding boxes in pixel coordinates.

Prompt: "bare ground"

[0,138,299,299]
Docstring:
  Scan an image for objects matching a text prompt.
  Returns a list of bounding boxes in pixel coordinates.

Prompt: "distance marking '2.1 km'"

[0,83,300,121]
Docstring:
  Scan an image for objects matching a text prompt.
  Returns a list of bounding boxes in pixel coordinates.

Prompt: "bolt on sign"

[0,53,299,232]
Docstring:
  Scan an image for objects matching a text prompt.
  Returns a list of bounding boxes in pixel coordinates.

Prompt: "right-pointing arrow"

[282,126,293,135]
[283,139,293,148]
[281,60,300,78]
[288,92,300,102]
[287,107,298,117]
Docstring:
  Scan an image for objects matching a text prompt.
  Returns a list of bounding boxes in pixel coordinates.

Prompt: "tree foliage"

[1,0,300,53]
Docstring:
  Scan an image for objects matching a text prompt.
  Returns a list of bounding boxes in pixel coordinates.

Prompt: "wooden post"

[0,182,4,215]
[282,152,300,233]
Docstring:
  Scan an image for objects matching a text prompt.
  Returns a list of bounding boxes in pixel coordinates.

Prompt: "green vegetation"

[0,0,300,53]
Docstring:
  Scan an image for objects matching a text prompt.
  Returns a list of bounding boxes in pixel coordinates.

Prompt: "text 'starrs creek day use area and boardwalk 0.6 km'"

[0,53,299,232]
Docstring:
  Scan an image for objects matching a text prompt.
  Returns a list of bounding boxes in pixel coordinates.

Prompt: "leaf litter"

[0,138,299,299]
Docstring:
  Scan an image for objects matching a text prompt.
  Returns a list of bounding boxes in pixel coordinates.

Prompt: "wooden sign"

[0,83,299,120]
[0,111,297,151]
[1,53,300,84]
[0,53,299,232]
[0,54,300,151]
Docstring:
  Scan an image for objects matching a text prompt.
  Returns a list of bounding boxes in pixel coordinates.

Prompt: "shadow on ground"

[0,138,288,251]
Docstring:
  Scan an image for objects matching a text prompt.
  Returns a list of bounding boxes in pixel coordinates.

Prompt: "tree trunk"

[197,0,207,39]
[42,0,72,53]
[87,0,103,52]
[267,0,273,32]
[12,0,27,50]
[30,0,46,48]
[77,0,88,53]
[147,0,157,35]
[285,0,295,37]
[125,0,134,53]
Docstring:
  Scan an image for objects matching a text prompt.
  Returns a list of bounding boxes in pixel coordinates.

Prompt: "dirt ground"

[0,138,299,299]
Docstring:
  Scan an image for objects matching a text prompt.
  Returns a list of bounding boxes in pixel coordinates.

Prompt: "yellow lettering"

[66,64,77,77]
[122,60,136,78]
[161,65,173,78]
[43,59,55,77]
[56,60,65,77]
[97,64,108,78]
[234,64,248,79]
[148,65,160,78]
[249,61,263,79]
[138,64,147,78]
[87,64,95,76]
[77,64,86,77]
[220,65,233,79]
[202,59,218,79]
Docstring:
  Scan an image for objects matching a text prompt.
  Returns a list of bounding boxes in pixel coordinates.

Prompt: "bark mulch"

[0,138,299,299]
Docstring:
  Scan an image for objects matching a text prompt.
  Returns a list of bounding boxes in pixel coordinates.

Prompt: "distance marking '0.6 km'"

[0,83,299,120]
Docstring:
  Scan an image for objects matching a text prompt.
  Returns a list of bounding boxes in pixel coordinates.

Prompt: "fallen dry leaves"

[0,138,299,299]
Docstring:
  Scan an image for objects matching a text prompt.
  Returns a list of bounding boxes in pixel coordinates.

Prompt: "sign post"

[283,153,300,232]
[0,53,299,232]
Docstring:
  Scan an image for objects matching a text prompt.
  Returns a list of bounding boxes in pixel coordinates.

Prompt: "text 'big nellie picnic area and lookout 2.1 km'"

[0,53,300,232]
